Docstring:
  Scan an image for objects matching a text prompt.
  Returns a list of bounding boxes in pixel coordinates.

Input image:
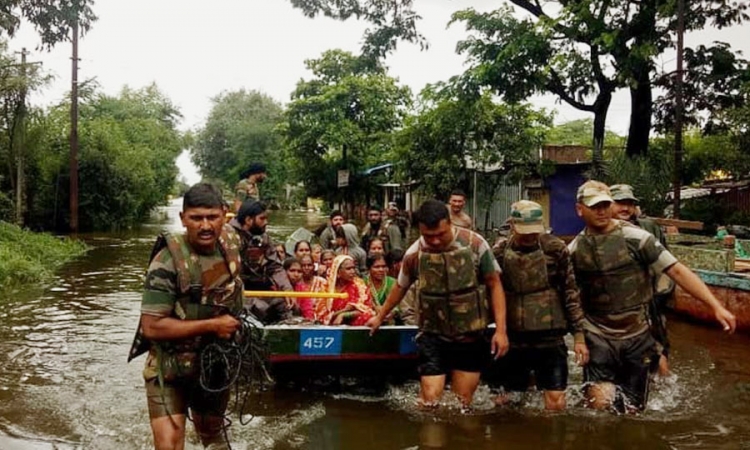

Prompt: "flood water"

[1,199,750,449]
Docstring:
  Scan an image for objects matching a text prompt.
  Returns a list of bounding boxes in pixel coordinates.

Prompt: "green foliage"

[545,119,624,147]
[288,0,425,60]
[0,0,97,48]
[0,221,88,288]
[281,50,411,205]
[396,88,551,198]
[600,147,673,218]
[25,84,184,230]
[191,89,286,203]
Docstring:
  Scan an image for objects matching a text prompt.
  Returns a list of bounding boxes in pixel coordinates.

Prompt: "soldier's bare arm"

[367,283,408,334]
[141,314,240,341]
[665,262,736,332]
[486,272,509,358]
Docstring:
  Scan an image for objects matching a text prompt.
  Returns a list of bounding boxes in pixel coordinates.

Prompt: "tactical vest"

[502,236,567,332]
[573,228,652,315]
[127,229,242,381]
[417,240,490,337]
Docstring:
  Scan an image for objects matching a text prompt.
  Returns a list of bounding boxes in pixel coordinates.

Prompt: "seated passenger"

[364,254,397,322]
[315,255,375,325]
[367,237,386,257]
[294,255,328,320]
[319,250,335,277]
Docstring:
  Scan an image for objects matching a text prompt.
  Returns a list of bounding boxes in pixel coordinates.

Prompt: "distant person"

[368,199,509,408]
[448,189,473,229]
[610,183,673,376]
[366,237,386,256]
[319,210,346,250]
[361,205,403,254]
[569,181,736,412]
[128,182,243,450]
[488,200,587,411]
[233,162,267,212]
[334,223,367,275]
[284,257,303,285]
[294,240,312,260]
[319,250,336,277]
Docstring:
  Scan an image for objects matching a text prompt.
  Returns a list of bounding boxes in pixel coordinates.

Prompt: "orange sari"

[314,255,375,325]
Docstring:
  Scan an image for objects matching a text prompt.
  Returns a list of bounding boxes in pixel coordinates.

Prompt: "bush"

[0,221,88,289]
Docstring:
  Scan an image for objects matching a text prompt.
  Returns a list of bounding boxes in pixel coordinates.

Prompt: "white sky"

[8,0,750,184]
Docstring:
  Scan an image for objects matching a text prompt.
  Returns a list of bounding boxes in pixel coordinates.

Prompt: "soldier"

[128,183,243,450]
[448,189,473,229]
[228,199,294,323]
[610,184,673,376]
[361,205,403,255]
[368,199,509,408]
[489,200,588,410]
[232,162,267,212]
[569,180,736,412]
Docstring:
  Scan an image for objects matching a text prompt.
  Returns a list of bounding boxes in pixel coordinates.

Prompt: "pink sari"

[294,276,328,320]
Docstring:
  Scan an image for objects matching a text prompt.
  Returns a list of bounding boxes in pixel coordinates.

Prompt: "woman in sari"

[294,255,328,320]
[364,253,398,323]
[315,255,375,326]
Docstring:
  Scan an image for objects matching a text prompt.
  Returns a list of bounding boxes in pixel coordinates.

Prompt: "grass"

[0,221,89,289]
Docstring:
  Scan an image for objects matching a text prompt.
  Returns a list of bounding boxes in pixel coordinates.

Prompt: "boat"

[672,270,750,332]
[261,324,420,379]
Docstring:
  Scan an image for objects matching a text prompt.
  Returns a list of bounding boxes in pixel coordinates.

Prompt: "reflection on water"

[1,199,750,449]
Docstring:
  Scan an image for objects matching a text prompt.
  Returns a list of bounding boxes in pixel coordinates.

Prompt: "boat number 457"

[302,337,336,349]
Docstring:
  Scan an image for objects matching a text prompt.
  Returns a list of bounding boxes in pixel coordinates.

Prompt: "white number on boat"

[302,336,335,349]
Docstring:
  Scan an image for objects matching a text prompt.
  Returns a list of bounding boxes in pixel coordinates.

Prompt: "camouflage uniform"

[569,220,678,409]
[399,226,498,375]
[361,219,404,255]
[487,201,585,393]
[129,228,243,419]
[228,218,293,323]
[234,179,259,204]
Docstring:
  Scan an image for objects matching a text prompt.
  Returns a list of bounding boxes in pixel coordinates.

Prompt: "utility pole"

[70,20,79,232]
[673,0,685,219]
[15,48,28,227]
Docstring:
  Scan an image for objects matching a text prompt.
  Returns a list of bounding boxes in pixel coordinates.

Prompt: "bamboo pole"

[244,290,347,299]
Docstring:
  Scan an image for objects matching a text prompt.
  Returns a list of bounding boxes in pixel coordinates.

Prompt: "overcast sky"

[8,0,750,183]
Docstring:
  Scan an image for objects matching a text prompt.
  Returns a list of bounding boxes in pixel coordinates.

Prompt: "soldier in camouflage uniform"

[489,200,588,410]
[128,183,243,450]
[569,181,736,412]
[361,205,403,255]
[228,199,294,324]
[232,162,267,212]
[368,199,509,408]
[610,184,673,376]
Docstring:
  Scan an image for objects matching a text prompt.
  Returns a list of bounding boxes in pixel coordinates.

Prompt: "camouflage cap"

[577,180,613,207]
[609,184,639,203]
[510,200,545,234]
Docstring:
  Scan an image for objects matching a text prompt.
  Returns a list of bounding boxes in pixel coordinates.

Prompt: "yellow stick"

[244,290,347,299]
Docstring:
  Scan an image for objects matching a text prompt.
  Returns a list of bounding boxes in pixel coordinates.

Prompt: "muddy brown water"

[1,199,750,449]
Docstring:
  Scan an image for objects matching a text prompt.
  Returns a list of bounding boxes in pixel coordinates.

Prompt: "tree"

[545,119,624,147]
[288,0,425,60]
[0,0,97,48]
[191,90,286,203]
[281,50,411,206]
[451,1,747,159]
[396,88,551,202]
[27,84,184,230]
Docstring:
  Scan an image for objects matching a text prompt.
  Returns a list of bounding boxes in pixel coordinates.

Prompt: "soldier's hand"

[366,315,383,336]
[715,306,737,333]
[213,314,241,340]
[574,342,589,366]
[491,330,509,359]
